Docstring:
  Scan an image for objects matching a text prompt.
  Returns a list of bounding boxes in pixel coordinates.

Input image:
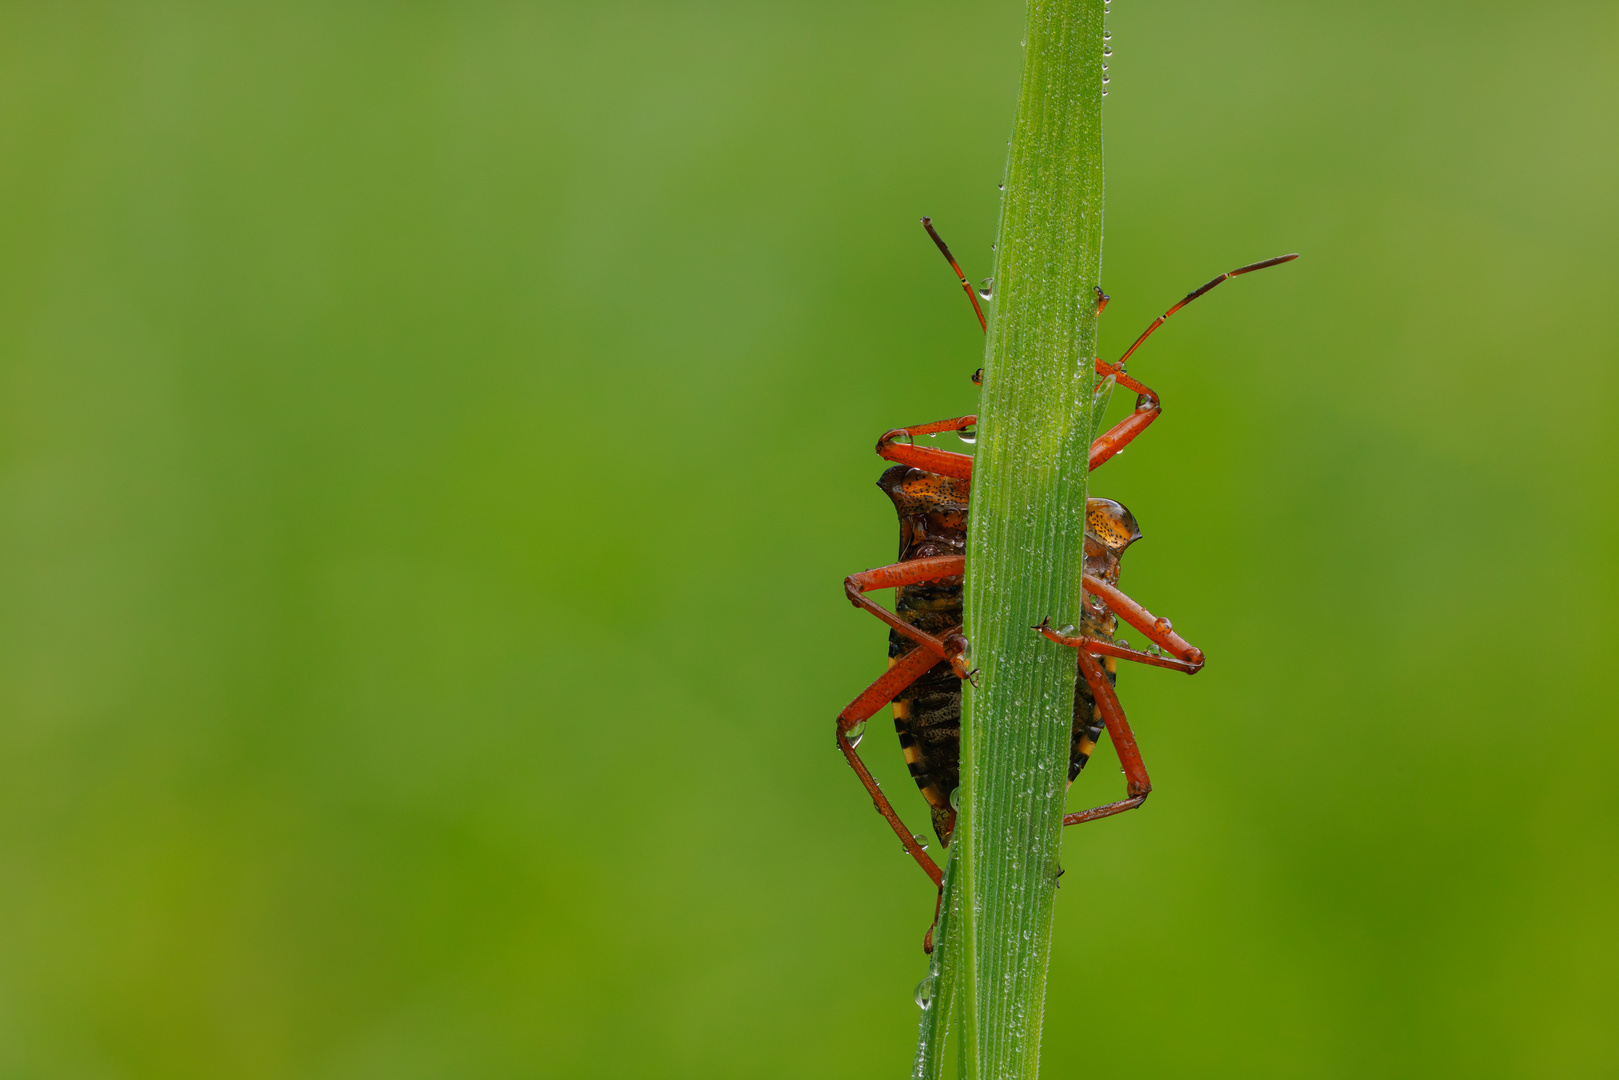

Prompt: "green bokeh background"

[2,2,1614,1077]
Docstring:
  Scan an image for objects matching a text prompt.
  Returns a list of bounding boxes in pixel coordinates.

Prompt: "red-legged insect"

[835,218,1295,950]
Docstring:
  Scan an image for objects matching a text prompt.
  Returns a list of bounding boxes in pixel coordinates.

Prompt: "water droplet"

[844,720,866,747]
[998,181,1005,191]
[915,975,937,1009]
[1155,617,1173,632]
[1103,45,1111,57]
[1103,30,1111,41]
[978,277,994,300]
[1102,74,1110,85]
[955,426,977,444]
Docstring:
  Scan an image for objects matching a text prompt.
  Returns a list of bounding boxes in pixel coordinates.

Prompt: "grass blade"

[910,848,961,1080]
[958,0,1105,1075]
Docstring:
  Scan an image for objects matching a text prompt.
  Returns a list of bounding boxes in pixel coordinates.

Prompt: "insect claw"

[876,427,914,453]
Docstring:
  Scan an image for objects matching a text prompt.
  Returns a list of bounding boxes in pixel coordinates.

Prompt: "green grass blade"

[958,0,1105,1076]
[910,847,961,1080]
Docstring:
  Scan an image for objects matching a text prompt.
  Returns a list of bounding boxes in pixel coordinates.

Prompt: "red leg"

[1083,575,1205,671]
[845,557,970,678]
[836,638,949,888]
[1062,648,1152,826]
[1034,617,1199,675]
[876,417,977,479]
[838,633,954,733]
[1087,375,1161,472]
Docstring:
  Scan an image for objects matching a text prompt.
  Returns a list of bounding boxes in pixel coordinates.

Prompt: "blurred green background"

[1,1,1614,1076]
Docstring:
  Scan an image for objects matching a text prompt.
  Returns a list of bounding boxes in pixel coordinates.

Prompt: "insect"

[835,218,1295,949]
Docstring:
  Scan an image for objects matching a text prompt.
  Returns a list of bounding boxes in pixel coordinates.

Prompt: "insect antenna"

[1113,253,1298,367]
[921,217,988,334]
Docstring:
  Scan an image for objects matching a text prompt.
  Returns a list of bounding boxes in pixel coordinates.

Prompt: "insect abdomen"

[891,651,961,843]
[878,464,1125,845]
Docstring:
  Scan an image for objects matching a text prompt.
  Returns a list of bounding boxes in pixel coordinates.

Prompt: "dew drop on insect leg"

[956,426,977,444]
[844,721,866,747]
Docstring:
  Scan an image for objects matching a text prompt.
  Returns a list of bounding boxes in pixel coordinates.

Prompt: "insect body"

[876,467,1159,850]
[836,219,1294,946]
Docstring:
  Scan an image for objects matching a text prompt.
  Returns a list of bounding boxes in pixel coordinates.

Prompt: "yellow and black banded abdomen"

[1068,654,1117,785]
[891,631,1116,842]
[889,577,964,845]
[890,651,961,845]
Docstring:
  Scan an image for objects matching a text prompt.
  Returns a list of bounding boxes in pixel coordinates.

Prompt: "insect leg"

[845,557,971,679]
[1087,371,1161,472]
[1062,648,1153,826]
[836,642,949,889]
[1034,617,1200,675]
[875,417,977,479]
[1084,575,1205,671]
